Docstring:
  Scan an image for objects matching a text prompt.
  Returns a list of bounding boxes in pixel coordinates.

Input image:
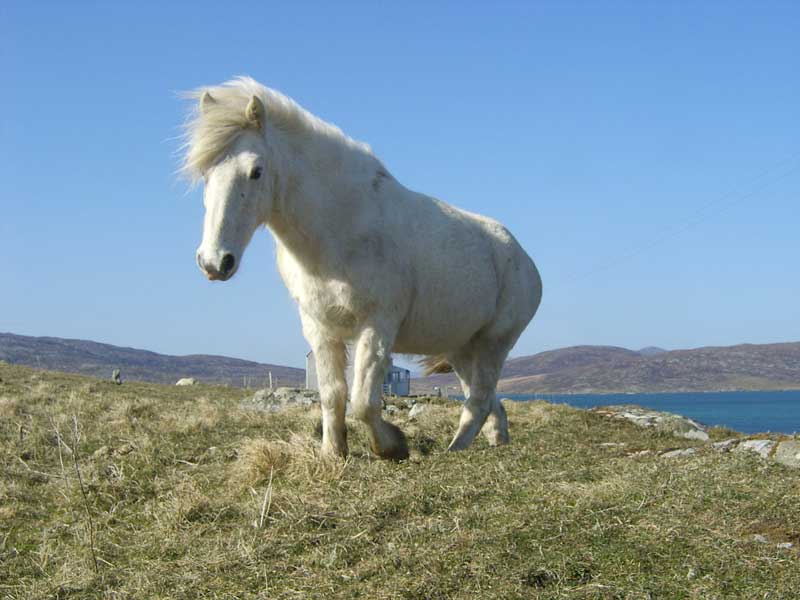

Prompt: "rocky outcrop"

[241,388,432,416]
[773,440,800,468]
[723,438,800,467]
[735,439,776,459]
[592,405,709,441]
[408,403,428,420]
[661,447,698,458]
[595,405,800,469]
[241,387,320,412]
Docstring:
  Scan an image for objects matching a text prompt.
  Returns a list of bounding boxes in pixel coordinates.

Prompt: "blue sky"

[2,2,798,369]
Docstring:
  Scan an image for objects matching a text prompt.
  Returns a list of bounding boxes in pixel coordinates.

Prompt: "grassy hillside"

[3,362,800,598]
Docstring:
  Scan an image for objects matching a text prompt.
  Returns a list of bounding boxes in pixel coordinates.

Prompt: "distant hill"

[0,333,304,387]
[413,342,800,394]
[417,345,639,391]
[638,346,668,357]
[502,345,640,378]
[4,333,799,394]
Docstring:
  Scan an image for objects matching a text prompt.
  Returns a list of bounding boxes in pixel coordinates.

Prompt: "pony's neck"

[266,128,380,272]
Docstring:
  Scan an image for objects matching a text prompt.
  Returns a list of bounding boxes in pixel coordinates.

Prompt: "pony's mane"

[181,77,373,181]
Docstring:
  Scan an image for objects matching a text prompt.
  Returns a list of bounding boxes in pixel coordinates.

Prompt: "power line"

[550,150,800,292]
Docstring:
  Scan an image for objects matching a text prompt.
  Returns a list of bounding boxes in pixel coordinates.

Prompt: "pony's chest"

[277,247,362,331]
[298,278,363,336]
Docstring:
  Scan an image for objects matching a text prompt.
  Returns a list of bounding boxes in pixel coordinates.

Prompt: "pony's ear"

[246,95,266,130]
[200,91,216,113]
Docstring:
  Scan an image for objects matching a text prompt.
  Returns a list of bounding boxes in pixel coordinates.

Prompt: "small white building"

[306,350,410,396]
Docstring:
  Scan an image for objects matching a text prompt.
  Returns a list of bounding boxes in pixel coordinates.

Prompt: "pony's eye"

[250,167,262,180]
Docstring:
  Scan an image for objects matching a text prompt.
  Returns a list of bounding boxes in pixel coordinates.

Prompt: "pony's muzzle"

[197,250,237,281]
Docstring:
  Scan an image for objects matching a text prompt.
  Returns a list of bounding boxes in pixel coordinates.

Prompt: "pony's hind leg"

[481,397,510,446]
[350,326,409,460]
[448,336,515,451]
[449,350,472,400]
[448,344,505,451]
[453,367,509,446]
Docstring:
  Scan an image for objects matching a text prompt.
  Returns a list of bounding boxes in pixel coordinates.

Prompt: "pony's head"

[183,82,275,281]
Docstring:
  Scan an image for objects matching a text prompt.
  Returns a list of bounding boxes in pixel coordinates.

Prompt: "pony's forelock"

[180,76,372,183]
[180,77,261,183]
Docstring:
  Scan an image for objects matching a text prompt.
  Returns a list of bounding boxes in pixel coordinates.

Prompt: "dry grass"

[2,361,800,599]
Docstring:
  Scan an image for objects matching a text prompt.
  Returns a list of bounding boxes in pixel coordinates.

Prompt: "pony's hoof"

[487,436,510,447]
[483,429,510,447]
[320,428,348,459]
[321,442,348,460]
[371,440,409,461]
[370,421,409,461]
[447,432,475,452]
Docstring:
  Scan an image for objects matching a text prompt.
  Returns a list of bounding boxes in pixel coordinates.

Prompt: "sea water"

[497,390,800,435]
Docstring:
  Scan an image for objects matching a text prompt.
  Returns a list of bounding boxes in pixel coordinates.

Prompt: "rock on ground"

[712,439,739,452]
[735,439,776,459]
[176,378,197,386]
[596,405,800,469]
[594,405,710,441]
[703,436,800,467]
[773,440,800,467]
[661,447,698,459]
[408,403,428,420]
[242,387,320,412]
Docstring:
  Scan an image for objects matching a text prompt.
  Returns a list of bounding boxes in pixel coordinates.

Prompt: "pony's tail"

[419,354,453,376]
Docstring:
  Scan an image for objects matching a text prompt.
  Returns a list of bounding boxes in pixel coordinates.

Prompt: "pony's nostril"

[220,253,236,275]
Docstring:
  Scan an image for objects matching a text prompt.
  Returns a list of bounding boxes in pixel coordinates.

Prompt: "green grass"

[2,362,799,599]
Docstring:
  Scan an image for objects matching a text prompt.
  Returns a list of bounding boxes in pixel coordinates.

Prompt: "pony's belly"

[393,254,498,353]
[393,333,472,355]
[393,302,490,354]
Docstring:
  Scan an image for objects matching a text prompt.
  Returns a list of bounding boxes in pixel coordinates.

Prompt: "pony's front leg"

[302,313,349,459]
[313,340,349,459]
[351,326,409,460]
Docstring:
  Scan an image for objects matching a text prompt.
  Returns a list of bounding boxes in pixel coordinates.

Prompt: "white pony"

[184,77,542,460]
